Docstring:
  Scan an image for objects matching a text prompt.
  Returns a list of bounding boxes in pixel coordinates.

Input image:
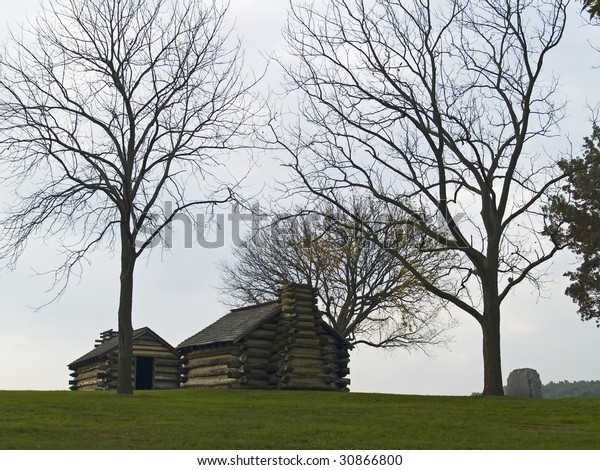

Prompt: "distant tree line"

[543,380,600,398]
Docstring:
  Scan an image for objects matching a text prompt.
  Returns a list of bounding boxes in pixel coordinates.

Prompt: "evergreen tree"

[546,126,600,325]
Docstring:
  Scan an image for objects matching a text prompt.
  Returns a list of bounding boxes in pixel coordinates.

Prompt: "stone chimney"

[270,283,350,391]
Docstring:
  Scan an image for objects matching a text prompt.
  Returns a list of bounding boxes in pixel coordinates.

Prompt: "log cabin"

[177,283,351,391]
[68,327,180,391]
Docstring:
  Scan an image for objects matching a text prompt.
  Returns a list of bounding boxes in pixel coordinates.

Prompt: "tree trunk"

[481,284,504,396]
[117,223,135,395]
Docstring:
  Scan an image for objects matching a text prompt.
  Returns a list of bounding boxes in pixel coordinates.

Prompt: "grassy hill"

[1,389,599,449]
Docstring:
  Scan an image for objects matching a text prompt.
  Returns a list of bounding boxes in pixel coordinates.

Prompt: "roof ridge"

[230,299,279,313]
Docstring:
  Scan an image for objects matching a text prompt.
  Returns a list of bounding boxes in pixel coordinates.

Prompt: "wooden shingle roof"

[177,301,281,350]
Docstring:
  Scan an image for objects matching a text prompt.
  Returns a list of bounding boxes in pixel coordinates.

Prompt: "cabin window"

[135,356,154,390]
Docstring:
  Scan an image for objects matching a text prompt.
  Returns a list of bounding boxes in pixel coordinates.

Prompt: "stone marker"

[505,368,542,398]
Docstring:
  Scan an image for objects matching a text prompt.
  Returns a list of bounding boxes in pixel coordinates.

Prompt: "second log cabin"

[178,283,351,391]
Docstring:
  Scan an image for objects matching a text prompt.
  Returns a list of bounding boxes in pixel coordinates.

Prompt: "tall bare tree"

[0,0,258,394]
[275,0,569,395]
[220,198,453,349]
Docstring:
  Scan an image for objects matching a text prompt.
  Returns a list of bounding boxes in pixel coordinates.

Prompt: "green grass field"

[0,389,599,449]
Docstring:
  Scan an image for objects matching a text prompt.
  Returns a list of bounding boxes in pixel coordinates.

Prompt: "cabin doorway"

[135,356,154,390]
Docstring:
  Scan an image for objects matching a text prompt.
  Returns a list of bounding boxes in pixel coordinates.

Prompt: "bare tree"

[220,198,453,349]
[274,0,569,395]
[0,0,259,394]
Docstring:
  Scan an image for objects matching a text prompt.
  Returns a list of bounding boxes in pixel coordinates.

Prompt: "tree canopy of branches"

[0,0,257,394]
[546,126,600,326]
[220,199,453,350]
[276,0,569,395]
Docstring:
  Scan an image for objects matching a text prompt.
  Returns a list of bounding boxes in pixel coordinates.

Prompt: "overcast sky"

[1,0,599,395]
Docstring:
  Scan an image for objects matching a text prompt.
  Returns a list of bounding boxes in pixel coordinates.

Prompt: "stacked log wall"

[152,357,181,389]
[319,329,351,391]
[180,345,246,388]
[240,316,279,389]
[69,361,108,391]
